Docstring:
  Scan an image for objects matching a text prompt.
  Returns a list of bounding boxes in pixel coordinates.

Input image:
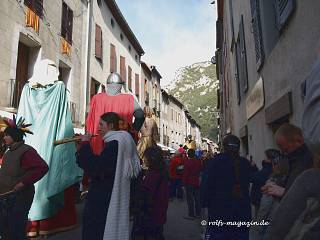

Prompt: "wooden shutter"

[61,2,73,44]
[95,24,102,60]
[229,0,235,44]
[61,2,68,40]
[216,20,223,49]
[239,15,248,92]
[120,56,126,83]
[67,7,73,44]
[235,42,241,104]
[24,0,43,17]
[24,0,33,9]
[34,0,43,17]
[250,0,264,70]
[128,66,132,91]
[276,0,296,30]
[135,74,139,97]
[110,44,116,73]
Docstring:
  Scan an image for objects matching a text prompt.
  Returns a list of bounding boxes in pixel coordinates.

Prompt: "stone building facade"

[216,0,320,163]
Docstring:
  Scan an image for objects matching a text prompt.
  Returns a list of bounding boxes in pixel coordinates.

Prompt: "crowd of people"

[0,69,319,240]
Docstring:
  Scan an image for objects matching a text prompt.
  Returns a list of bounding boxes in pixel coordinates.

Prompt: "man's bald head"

[275,123,304,155]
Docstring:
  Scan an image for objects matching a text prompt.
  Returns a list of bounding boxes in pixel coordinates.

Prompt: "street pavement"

[39,197,203,240]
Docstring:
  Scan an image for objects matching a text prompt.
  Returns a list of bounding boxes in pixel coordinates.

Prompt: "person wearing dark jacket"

[201,135,256,240]
[77,112,141,240]
[0,119,48,240]
[262,124,313,199]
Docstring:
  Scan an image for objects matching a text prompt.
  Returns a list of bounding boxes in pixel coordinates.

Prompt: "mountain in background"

[166,61,219,141]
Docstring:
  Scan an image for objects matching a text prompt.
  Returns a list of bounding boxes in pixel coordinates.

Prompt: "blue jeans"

[170,179,183,199]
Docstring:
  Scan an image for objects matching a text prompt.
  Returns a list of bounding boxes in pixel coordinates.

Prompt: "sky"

[115,0,217,86]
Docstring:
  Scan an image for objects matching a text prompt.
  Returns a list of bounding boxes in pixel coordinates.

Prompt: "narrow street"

[46,199,203,240]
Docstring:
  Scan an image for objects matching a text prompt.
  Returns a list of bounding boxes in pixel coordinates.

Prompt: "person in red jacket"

[182,149,202,220]
[169,151,185,200]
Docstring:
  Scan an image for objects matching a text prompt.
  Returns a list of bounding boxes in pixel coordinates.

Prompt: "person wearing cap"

[0,118,48,239]
[200,134,256,240]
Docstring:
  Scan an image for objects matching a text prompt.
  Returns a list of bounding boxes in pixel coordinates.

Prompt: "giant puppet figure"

[16,59,83,237]
[86,72,145,155]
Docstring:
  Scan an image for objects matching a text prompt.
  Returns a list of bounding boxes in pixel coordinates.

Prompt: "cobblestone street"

[44,198,203,240]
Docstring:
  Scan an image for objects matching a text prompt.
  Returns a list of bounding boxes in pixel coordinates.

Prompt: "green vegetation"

[168,62,219,141]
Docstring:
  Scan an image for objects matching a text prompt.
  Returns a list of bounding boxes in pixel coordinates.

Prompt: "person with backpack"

[132,146,169,240]
[169,150,185,201]
[182,149,202,220]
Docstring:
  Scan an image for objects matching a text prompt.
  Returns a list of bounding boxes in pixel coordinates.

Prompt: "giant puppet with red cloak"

[86,72,144,154]
[83,73,144,187]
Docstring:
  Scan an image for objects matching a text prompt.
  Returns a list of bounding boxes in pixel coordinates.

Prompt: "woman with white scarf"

[76,112,141,240]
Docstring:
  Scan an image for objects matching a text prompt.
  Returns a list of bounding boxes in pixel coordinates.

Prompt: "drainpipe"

[83,0,93,126]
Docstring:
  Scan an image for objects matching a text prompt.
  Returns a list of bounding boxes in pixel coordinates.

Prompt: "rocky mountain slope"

[166,61,219,141]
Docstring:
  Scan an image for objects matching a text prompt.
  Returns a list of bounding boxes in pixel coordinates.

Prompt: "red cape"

[86,93,134,154]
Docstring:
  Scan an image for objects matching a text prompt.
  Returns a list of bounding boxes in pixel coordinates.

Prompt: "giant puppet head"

[106,73,125,95]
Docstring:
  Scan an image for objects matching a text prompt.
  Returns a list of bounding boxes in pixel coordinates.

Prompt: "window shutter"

[67,7,73,44]
[135,74,140,97]
[250,0,264,70]
[61,2,68,40]
[34,0,43,17]
[95,24,102,60]
[235,42,241,104]
[24,0,33,9]
[120,56,126,83]
[128,66,132,91]
[216,20,223,49]
[276,0,296,30]
[239,15,248,92]
[110,44,116,73]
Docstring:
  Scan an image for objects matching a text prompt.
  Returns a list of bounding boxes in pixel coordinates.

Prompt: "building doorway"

[13,42,30,108]
[13,34,40,109]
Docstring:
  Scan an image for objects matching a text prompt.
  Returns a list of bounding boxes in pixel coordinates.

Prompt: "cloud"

[116,0,217,86]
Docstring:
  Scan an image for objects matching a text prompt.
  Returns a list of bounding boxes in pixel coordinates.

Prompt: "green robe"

[17,81,83,220]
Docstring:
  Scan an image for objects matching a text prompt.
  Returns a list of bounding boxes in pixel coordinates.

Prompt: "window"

[250,0,264,70]
[234,45,241,104]
[97,0,102,7]
[229,0,235,49]
[120,56,126,82]
[95,24,103,60]
[128,66,132,91]
[24,0,43,17]
[61,1,73,44]
[128,45,131,52]
[275,0,296,30]
[234,15,248,100]
[90,78,100,99]
[111,18,115,28]
[110,44,116,73]
[135,74,140,98]
[120,33,124,41]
